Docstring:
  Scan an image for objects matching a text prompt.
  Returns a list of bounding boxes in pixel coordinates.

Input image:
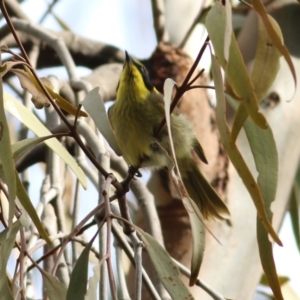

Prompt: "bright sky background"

[5,0,300,298]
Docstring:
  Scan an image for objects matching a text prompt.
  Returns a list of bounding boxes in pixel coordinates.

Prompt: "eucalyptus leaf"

[15,170,51,244]
[12,136,55,162]
[66,249,89,300]
[231,15,282,142]
[43,271,67,300]
[182,198,205,286]
[211,54,281,246]
[227,78,283,299]
[0,61,16,233]
[163,78,177,171]
[4,92,87,189]
[81,87,122,156]
[0,221,21,300]
[66,234,97,300]
[289,182,300,252]
[251,0,296,92]
[164,79,204,286]
[206,1,267,129]
[135,227,194,300]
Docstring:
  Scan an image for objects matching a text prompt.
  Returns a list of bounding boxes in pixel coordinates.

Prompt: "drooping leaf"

[211,54,282,246]
[182,198,205,286]
[227,95,283,300]
[251,0,297,94]
[15,170,51,244]
[135,227,194,300]
[43,271,67,300]
[289,181,300,252]
[164,79,204,285]
[66,233,97,300]
[251,16,282,102]
[206,1,267,129]
[0,221,21,300]
[0,61,24,77]
[4,92,87,189]
[11,68,51,109]
[12,136,55,162]
[257,218,284,300]
[223,0,232,62]
[0,57,16,233]
[45,83,88,117]
[12,67,87,117]
[231,15,282,142]
[81,87,122,156]
[51,11,71,31]
[163,78,177,171]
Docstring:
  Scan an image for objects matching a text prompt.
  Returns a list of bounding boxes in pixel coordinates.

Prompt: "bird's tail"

[179,159,230,220]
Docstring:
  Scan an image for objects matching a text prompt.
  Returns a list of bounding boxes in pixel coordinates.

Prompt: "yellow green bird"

[108,51,230,220]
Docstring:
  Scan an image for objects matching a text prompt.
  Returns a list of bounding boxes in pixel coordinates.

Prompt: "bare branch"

[0,23,125,69]
[150,0,169,43]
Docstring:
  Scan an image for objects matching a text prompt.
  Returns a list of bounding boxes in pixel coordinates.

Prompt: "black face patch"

[134,61,154,91]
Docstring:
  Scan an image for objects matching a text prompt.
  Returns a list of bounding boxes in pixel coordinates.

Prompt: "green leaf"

[223,0,232,62]
[206,1,267,129]
[211,54,282,246]
[0,221,21,300]
[251,16,281,102]
[15,170,51,244]
[289,181,300,252]
[4,92,87,189]
[66,234,97,300]
[51,11,71,31]
[135,227,194,300]
[163,78,177,171]
[164,79,204,285]
[182,198,205,286]
[81,87,122,156]
[231,15,282,142]
[12,136,55,162]
[231,100,283,300]
[0,62,16,233]
[0,61,24,77]
[12,67,88,116]
[43,271,67,300]
[251,0,296,92]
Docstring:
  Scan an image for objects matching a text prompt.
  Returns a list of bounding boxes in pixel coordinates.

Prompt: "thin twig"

[187,68,205,87]
[71,179,80,264]
[114,238,131,299]
[102,174,118,300]
[111,220,161,300]
[134,240,144,300]
[186,85,215,91]
[155,35,210,137]
[51,201,105,275]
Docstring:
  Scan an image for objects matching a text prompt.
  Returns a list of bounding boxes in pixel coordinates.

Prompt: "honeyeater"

[108,51,230,220]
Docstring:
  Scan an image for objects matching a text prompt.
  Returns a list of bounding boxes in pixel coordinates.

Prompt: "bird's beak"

[125,51,133,64]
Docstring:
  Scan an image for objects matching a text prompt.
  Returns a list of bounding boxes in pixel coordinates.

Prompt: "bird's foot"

[128,165,142,178]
